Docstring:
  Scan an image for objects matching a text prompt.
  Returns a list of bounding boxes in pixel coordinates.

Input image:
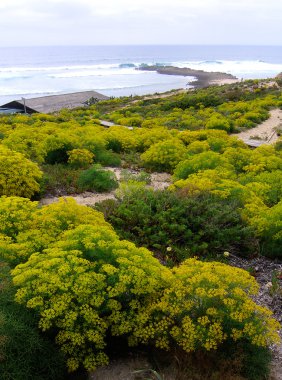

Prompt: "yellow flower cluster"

[2,197,279,373]
[140,138,188,172]
[67,148,94,168]
[0,197,112,265]
[130,258,280,355]
[11,221,170,372]
[0,144,42,198]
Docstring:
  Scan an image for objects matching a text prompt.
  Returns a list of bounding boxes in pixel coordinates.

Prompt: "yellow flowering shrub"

[171,169,259,202]
[141,138,188,172]
[0,196,37,238]
[242,199,282,257]
[134,127,178,152]
[0,145,42,198]
[0,197,112,265]
[67,148,94,168]
[12,248,280,372]
[173,151,232,180]
[131,259,280,352]
[1,121,107,165]
[12,224,171,372]
[179,129,231,145]
[104,126,138,152]
[2,125,48,163]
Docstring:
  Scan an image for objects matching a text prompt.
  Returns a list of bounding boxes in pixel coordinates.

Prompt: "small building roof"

[0,90,109,114]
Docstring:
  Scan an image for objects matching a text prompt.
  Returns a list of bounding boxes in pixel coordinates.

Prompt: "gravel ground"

[228,253,282,380]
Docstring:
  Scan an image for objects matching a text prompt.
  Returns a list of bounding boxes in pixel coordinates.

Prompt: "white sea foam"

[50,68,144,79]
[171,60,282,78]
[5,59,281,83]
[0,52,281,104]
[0,63,120,73]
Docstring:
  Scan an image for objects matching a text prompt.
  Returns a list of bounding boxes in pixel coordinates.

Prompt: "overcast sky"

[0,0,281,46]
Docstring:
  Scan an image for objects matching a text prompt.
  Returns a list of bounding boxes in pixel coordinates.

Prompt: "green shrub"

[97,186,255,262]
[106,138,123,153]
[239,170,282,206]
[45,145,71,165]
[185,141,210,155]
[77,165,118,192]
[120,169,151,184]
[131,258,280,354]
[42,164,81,195]
[274,138,282,151]
[0,261,67,380]
[95,149,121,167]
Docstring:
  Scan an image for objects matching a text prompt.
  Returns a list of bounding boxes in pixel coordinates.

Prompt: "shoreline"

[138,65,239,88]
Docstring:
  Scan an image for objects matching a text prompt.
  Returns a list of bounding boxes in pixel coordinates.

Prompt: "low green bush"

[97,185,255,262]
[0,261,67,380]
[45,145,71,165]
[120,169,151,184]
[42,164,80,195]
[77,164,118,192]
[95,149,121,167]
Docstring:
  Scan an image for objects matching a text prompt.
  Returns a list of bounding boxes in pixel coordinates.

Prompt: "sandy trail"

[234,108,282,144]
[40,169,171,207]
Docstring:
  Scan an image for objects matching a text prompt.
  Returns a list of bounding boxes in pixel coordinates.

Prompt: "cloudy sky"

[0,0,281,46]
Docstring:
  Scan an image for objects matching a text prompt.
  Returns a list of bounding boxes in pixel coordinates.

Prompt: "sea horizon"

[1,44,282,104]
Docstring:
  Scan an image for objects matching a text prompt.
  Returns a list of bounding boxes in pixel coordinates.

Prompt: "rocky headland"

[138,65,238,88]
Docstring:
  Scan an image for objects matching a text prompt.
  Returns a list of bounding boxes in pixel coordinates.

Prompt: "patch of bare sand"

[209,78,240,86]
[234,108,282,144]
[89,356,150,380]
[40,170,171,207]
[40,192,116,207]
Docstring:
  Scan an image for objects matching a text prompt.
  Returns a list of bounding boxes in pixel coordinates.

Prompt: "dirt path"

[40,169,171,207]
[234,108,282,144]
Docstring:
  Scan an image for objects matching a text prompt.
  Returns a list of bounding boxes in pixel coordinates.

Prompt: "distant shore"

[138,65,238,88]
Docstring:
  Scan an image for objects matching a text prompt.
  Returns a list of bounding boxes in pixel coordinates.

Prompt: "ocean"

[0,45,282,105]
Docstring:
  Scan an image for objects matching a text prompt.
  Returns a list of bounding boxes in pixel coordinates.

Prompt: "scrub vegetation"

[0,78,281,379]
